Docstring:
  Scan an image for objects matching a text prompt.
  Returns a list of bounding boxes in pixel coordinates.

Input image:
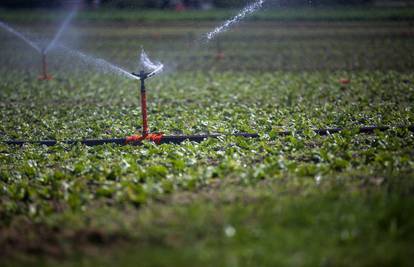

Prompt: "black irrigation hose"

[3,133,259,147]
[4,138,127,147]
[276,125,414,136]
[3,125,414,147]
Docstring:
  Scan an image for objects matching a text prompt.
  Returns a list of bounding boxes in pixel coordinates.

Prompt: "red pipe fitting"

[126,133,164,145]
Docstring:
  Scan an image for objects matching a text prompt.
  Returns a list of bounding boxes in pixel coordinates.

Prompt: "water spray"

[205,0,266,41]
[0,21,41,53]
[58,45,139,80]
[44,9,77,55]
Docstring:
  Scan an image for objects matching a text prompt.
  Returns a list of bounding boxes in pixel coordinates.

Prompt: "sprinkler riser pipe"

[38,52,52,80]
[42,53,47,78]
[131,70,151,137]
[140,78,149,137]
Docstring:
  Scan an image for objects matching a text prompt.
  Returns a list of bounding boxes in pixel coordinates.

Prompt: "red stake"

[140,72,149,137]
[38,53,52,80]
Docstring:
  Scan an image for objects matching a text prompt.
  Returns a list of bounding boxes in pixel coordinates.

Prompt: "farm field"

[1,9,414,267]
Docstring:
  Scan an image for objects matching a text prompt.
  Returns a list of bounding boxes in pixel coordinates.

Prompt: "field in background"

[1,8,414,267]
[1,7,414,22]
[1,20,413,73]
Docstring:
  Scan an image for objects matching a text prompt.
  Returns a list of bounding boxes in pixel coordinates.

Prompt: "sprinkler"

[38,50,53,81]
[117,49,166,144]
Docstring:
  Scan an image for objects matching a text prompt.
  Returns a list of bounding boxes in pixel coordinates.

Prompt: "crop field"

[1,9,414,267]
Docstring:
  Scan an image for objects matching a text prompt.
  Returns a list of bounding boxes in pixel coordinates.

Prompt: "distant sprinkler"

[38,8,77,81]
[0,7,77,81]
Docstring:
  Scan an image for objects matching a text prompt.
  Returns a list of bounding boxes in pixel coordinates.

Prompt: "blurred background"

[0,0,413,9]
[0,0,413,74]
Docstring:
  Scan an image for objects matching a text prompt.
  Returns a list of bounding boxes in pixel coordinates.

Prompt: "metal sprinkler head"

[131,70,150,80]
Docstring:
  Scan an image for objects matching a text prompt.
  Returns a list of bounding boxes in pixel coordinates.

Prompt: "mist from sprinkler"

[59,45,140,81]
[0,7,78,80]
[44,9,77,54]
[176,0,266,64]
[58,46,164,83]
[139,48,164,78]
[205,0,266,41]
[0,21,42,53]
